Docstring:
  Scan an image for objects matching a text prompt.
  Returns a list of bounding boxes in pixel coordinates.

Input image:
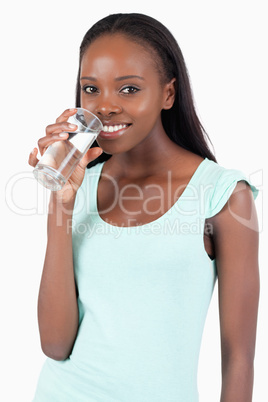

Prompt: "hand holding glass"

[33,108,103,191]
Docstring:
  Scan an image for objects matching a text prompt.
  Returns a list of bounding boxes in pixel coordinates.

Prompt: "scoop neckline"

[93,158,209,229]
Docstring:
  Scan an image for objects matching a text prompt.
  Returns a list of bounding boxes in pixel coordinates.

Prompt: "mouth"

[99,123,131,140]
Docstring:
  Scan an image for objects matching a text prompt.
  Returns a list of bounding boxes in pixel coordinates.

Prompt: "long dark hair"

[75,13,216,166]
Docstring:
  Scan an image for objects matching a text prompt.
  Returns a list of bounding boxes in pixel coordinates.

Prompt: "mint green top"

[33,158,258,401]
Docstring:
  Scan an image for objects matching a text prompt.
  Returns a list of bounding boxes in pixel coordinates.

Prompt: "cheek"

[128,91,163,119]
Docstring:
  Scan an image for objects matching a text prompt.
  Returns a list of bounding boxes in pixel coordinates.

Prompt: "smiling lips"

[102,124,129,133]
[99,123,131,139]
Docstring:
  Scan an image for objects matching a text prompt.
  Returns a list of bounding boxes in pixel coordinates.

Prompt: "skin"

[28,34,259,401]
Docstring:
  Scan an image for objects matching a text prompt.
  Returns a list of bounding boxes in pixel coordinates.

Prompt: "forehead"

[80,34,159,78]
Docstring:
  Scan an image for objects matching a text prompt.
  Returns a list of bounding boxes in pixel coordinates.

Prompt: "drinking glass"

[33,108,103,191]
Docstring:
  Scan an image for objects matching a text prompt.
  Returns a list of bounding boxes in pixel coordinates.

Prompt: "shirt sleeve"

[207,168,259,218]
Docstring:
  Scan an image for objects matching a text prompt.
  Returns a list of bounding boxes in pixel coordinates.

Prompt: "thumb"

[79,147,104,169]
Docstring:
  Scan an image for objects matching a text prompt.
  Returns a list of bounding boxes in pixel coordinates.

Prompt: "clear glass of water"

[33,108,103,191]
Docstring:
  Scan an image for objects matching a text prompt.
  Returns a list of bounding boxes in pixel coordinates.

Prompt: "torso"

[97,153,215,259]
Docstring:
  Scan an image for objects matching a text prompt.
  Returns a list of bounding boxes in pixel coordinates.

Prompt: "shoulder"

[209,180,258,234]
[73,161,105,216]
[204,161,259,254]
[200,158,259,219]
[85,161,105,176]
[203,161,259,263]
[80,161,105,189]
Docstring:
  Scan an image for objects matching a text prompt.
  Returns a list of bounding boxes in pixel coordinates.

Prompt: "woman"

[29,13,259,401]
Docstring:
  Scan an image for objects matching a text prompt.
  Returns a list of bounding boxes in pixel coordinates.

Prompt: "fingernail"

[59,133,68,137]
[68,124,76,128]
[69,108,77,112]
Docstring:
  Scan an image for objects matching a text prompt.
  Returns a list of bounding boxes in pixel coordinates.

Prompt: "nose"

[94,95,122,118]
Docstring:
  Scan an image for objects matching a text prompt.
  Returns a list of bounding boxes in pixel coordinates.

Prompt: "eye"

[82,85,98,94]
[120,86,140,95]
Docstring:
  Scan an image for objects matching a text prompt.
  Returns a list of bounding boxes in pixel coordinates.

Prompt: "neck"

[106,129,186,179]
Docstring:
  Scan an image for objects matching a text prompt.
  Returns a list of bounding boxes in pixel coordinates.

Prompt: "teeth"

[102,124,128,133]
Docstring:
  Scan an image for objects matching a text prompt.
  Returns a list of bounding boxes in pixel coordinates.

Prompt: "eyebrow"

[115,75,145,82]
[80,75,145,82]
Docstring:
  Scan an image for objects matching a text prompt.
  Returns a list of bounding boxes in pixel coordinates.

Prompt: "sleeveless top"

[33,158,258,402]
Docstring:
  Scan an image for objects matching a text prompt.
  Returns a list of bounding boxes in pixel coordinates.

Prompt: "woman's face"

[80,34,175,155]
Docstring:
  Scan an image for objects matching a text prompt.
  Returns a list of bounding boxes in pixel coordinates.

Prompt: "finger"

[28,147,39,167]
[46,122,77,136]
[55,108,77,124]
[37,132,69,156]
[79,147,103,170]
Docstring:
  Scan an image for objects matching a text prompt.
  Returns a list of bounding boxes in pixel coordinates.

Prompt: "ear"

[162,78,176,110]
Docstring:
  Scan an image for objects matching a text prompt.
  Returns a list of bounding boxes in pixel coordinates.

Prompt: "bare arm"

[37,195,78,361]
[211,181,259,401]
[28,108,103,361]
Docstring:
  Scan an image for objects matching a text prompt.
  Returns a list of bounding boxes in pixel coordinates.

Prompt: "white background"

[1,0,267,401]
